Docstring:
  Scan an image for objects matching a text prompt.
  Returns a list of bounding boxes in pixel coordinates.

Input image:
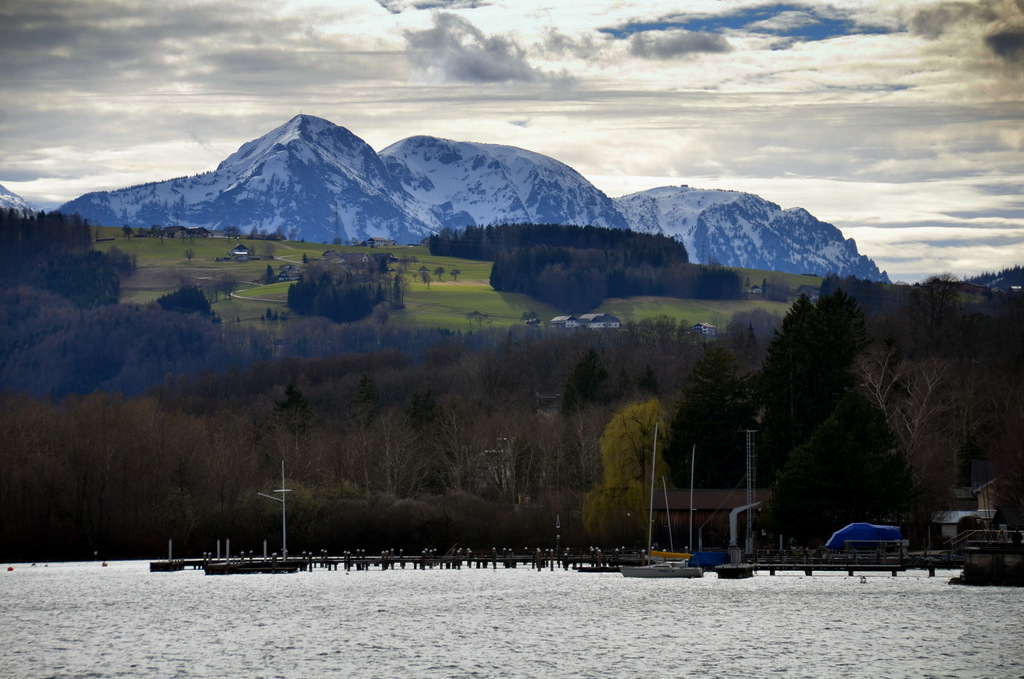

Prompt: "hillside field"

[92,226,805,331]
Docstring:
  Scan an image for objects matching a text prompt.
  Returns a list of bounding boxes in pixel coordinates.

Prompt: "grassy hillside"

[91,226,807,331]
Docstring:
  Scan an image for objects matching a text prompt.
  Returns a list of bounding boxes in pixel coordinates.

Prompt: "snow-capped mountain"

[380,136,629,231]
[60,115,888,281]
[61,115,433,243]
[0,183,33,212]
[615,185,889,282]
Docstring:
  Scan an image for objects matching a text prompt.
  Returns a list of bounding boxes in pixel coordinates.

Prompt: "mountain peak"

[58,115,889,282]
[0,183,33,212]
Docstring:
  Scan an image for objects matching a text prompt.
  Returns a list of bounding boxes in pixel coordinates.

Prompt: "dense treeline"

[450,223,739,312]
[491,248,741,312]
[157,286,215,317]
[2,276,1023,560]
[427,223,689,263]
[0,317,719,560]
[439,222,741,311]
[0,210,135,308]
[968,264,1024,289]
[1,210,1022,558]
[288,273,384,323]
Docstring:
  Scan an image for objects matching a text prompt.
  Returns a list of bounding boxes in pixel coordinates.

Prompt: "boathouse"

[650,488,772,552]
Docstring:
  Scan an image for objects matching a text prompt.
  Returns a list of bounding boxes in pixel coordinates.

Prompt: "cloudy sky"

[1,0,1022,281]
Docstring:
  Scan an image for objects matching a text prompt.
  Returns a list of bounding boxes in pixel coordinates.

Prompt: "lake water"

[2,560,1022,678]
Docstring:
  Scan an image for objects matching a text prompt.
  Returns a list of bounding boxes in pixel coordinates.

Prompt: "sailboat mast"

[647,422,659,552]
[689,444,696,552]
[662,477,673,552]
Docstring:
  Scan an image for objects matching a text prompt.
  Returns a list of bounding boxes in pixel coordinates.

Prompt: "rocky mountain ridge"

[59,115,888,282]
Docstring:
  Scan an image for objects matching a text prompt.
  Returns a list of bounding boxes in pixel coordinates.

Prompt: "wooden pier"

[750,549,926,577]
[149,547,955,577]
[149,547,648,575]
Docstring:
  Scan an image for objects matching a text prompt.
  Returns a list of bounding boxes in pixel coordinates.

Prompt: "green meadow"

[91,226,810,330]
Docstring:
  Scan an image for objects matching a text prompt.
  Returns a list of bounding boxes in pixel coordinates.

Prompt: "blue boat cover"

[825,523,902,549]
[692,552,728,568]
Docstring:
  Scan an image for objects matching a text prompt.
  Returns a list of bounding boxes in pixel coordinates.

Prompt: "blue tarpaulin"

[825,523,903,550]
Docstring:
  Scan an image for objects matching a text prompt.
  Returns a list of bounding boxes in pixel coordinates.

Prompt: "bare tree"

[217,273,240,300]
[184,247,195,263]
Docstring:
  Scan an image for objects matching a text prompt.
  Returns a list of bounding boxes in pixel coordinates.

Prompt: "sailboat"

[620,424,704,579]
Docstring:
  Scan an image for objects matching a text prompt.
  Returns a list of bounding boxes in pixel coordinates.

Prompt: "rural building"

[691,322,717,337]
[228,244,251,261]
[577,313,621,329]
[550,315,578,328]
[651,488,772,551]
[363,237,396,248]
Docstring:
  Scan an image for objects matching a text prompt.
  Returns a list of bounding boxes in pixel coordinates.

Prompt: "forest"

[428,222,741,312]
[1,210,1023,561]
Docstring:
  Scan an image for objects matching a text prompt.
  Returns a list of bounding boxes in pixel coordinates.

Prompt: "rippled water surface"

[2,560,1022,678]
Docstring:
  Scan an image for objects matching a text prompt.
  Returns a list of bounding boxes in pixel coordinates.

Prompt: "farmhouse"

[577,313,621,329]
[550,315,578,328]
[692,322,717,337]
[363,237,396,248]
[321,250,369,266]
[228,244,251,261]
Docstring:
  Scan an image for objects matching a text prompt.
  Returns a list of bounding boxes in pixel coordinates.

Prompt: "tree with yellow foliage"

[582,399,669,545]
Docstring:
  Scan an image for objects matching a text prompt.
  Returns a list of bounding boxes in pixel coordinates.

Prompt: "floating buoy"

[6,566,12,571]
[102,562,108,567]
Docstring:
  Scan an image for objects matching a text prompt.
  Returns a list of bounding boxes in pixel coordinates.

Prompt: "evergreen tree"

[757,289,868,481]
[764,390,915,542]
[274,383,314,437]
[665,345,755,488]
[351,374,380,427]
[561,348,608,414]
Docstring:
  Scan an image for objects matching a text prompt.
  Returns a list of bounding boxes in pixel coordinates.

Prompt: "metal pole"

[259,460,291,559]
[746,430,757,555]
[647,423,658,552]
[280,461,287,557]
[689,444,696,553]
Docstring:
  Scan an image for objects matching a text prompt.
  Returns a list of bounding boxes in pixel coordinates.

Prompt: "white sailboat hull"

[620,562,703,578]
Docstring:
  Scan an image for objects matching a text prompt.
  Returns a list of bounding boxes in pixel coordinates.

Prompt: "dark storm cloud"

[0,0,391,97]
[986,29,1024,62]
[909,0,1007,38]
[405,12,547,83]
[628,30,731,59]
[911,0,1024,67]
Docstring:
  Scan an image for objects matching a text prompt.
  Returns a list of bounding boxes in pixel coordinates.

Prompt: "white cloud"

[0,0,1019,282]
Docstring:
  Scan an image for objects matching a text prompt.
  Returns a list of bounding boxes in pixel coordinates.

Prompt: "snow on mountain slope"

[61,115,433,243]
[57,115,888,282]
[379,136,630,230]
[0,183,33,212]
[615,185,889,282]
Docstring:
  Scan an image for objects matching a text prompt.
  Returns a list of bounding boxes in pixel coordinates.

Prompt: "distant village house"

[228,244,251,261]
[550,313,621,329]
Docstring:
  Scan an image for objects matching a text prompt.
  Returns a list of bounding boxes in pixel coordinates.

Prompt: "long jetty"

[150,547,645,575]
[149,546,953,577]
